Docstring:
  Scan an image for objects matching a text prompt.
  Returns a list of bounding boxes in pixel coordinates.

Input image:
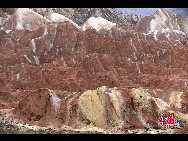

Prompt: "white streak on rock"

[43,26,48,36]
[16,21,24,30]
[166,32,170,41]
[175,40,183,45]
[133,53,137,61]
[153,30,158,41]
[48,90,61,113]
[5,30,12,34]
[173,30,186,35]
[0,27,5,30]
[153,90,157,96]
[52,61,56,66]
[96,56,105,72]
[72,58,76,65]
[50,23,57,49]
[136,62,140,74]
[130,38,137,52]
[61,57,67,67]
[16,73,20,80]
[31,39,36,53]
[24,54,32,63]
[143,34,150,45]
[33,56,40,65]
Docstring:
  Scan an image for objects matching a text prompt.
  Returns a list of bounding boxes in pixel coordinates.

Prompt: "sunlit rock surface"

[0,8,188,133]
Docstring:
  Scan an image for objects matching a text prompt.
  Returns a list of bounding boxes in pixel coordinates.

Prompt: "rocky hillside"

[0,8,188,134]
[0,8,142,30]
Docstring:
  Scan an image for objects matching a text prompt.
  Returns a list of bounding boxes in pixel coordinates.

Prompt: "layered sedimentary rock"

[0,8,188,133]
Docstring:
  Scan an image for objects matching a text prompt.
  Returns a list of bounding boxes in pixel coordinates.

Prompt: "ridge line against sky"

[113,8,188,17]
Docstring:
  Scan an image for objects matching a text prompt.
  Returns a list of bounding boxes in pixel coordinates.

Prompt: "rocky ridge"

[0,8,188,134]
[0,8,142,30]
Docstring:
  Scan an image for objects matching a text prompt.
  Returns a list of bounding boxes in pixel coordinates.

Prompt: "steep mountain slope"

[48,13,80,29]
[31,8,143,30]
[2,8,51,31]
[131,8,188,46]
[0,8,142,30]
[0,8,188,133]
[81,17,116,31]
[132,8,188,35]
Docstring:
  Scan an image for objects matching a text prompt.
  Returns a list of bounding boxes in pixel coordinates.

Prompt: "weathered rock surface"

[0,8,188,133]
[0,8,142,30]
[2,8,51,31]
[81,17,116,31]
[132,8,188,39]
[47,13,80,30]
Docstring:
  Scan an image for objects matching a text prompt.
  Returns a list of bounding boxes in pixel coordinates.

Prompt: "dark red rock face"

[0,8,188,133]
